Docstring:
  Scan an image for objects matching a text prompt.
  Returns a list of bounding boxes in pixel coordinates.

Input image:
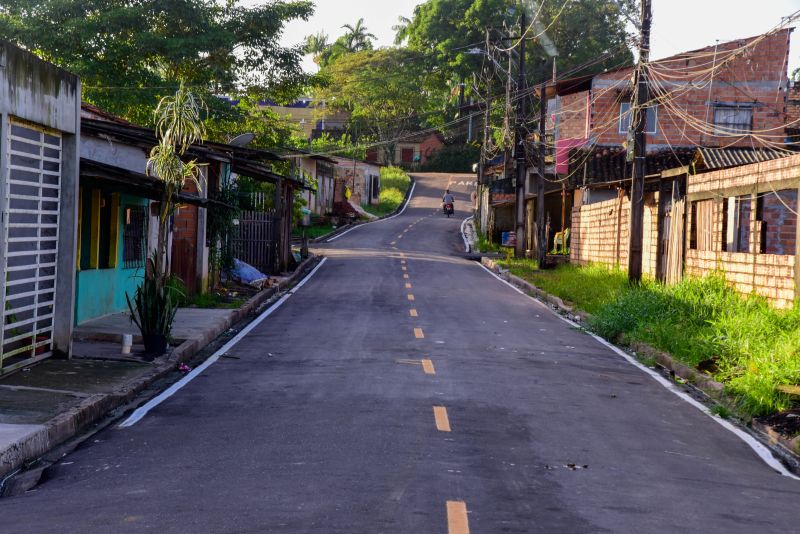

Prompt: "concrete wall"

[0,41,80,359]
[686,154,800,308]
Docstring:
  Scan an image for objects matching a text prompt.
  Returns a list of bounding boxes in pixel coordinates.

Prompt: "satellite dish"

[229,132,255,147]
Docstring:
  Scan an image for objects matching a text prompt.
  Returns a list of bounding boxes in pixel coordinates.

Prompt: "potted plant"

[126,254,182,358]
[126,84,205,358]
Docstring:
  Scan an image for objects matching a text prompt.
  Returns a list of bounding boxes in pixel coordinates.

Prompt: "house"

[291,149,338,217]
[331,156,382,211]
[366,132,445,169]
[557,29,794,270]
[0,41,81,373]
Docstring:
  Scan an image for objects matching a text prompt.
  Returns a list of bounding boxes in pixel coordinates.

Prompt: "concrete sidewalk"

[0,255,321,491]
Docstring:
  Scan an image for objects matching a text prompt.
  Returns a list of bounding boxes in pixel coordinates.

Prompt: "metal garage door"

[0,119,61,373]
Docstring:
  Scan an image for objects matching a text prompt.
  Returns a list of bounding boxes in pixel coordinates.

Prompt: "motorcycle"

[443,202,454,218]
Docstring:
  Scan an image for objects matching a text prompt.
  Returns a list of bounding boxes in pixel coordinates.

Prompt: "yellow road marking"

[409,309,418,317]
[433,406,451,432]
[447,501,469,534]
[400,252,406,257]
[421,359,435,374]
[414,327,424,339]
[405,283,412,289]
[403,273,409,279]
[407,294,415,301]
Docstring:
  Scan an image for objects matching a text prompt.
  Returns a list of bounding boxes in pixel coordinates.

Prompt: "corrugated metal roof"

[695,147,792,170]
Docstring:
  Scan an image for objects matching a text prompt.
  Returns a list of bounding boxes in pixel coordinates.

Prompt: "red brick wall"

[556,29,792,150]
[555,92,589,140]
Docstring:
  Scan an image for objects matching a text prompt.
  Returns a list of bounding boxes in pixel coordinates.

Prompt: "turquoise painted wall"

[74,194,149,325]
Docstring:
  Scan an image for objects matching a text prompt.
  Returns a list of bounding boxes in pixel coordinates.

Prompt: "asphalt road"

[2,172,800,533]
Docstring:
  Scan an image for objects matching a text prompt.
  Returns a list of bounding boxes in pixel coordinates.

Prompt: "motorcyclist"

[442,189,455,209]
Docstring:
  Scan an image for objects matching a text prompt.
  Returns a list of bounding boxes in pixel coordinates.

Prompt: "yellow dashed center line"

[447,501,470,534]
[405,283,412,289]
[433,406,451,432]
[403,273,409,279]
[409,309,418,317]
[407,294,415,301]
[414,327,424,339]
[421,359,435,374]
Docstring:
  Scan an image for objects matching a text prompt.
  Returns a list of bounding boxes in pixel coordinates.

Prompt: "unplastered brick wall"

[686,154,800,308]
[570,192,659,277]
[556,29,792,150]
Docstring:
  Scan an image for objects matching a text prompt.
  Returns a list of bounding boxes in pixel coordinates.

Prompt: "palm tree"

[341,18,377,52]
[392,16,411,46]
[304,31,330,63]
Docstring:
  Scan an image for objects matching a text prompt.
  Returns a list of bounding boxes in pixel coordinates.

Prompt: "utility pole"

[536,81,547,266]
[627,0,651,282]
[513,6,527,259]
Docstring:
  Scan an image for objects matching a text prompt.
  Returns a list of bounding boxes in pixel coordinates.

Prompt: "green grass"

[495,261,800,417]
[362,167,411,217]
[292,223,335,239]
[182,292,244,309]
[476,234,504,253]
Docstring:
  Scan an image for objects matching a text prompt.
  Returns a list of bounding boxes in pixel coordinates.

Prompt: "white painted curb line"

[119,258,329,428]
[460,215,474,253]
[476,262,800,481]
[326,180,417,243]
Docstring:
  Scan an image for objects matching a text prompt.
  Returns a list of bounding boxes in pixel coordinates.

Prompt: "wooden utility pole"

[513,6,528,259]
[536,81,547,266]
[627,0,652,282]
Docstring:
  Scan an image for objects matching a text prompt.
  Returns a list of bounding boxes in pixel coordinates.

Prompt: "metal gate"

[234,209,276,275]
[0,119,61,373]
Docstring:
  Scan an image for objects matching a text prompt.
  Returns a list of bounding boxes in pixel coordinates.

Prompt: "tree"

[404,0,634,92]
[304,31,330,64]
[316,48,435,164]
[392,16,412,45]
[0,0,314,124]
[341,18,377,52]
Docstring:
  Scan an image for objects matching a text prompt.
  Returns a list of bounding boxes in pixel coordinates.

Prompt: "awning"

[694,147,792,170]
[80,158,233,209]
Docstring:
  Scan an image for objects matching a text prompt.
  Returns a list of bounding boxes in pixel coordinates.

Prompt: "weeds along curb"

[479,256,800,465]
[311,175,416,244]
[0,255,321,487]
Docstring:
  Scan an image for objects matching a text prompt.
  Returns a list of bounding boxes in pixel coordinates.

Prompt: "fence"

[234,208,277,275]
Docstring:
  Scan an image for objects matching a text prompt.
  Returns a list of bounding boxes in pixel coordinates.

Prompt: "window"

[689,199,713,250]
[722,196,751,253]
[759,189,797,255]
[713,104,752,135]
[123,206,148,269]
[618,103,657,134]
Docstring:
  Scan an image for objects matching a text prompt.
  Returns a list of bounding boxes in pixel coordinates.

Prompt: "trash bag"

[231,258,269,289]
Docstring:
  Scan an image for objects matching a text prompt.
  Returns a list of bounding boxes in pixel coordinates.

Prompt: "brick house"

[366,132,445,168]
[558,29,795,281]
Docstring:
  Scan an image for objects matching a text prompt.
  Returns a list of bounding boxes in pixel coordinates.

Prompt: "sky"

[280,0,800,74]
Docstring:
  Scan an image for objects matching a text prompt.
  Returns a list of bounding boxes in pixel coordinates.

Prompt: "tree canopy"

[0,0,314,124]
[403,0,635,90]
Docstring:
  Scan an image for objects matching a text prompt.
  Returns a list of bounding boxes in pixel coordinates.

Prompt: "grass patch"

[476,233,504,253]
[497,261,628,315]
[181,292,244,309]
[362,166,411,217]
[293,223,335,239]
[497,261,800,417]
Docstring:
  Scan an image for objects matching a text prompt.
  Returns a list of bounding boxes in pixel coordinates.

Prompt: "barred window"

[713,104,752,135]
[122,206,148,269]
